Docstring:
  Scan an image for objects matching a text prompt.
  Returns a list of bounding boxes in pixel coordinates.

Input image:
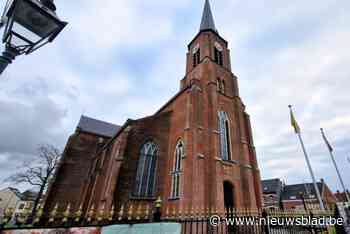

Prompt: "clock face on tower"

[192,44,200,54]
[214,42,223,51]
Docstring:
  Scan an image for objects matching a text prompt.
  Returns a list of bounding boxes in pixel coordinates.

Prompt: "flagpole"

[289,105,325,210]
[321,128,350,202]
[296,132,325,210]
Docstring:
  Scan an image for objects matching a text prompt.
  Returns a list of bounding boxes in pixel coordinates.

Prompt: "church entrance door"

[223,181,234,209]
[223,181,235,233]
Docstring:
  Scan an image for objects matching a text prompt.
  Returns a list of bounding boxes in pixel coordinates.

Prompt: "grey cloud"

[0,78,68,188]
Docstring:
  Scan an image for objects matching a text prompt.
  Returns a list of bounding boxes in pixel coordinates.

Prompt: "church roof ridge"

[77,115,121,138]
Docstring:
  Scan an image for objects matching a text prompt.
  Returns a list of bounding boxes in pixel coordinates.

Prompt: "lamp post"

[153,196,162,222]
[0,0,67,75]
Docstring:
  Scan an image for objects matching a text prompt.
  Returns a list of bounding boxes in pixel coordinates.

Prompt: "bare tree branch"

[3,144,62,219]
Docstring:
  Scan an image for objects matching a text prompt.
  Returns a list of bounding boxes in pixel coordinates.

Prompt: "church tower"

[43,0,262,218]
[176,0,262,210]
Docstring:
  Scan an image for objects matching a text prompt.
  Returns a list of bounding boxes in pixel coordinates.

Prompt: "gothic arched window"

[134,141,158,197]
[214,42,223,66]
[192,44,201,68]
[221,80,226,94]
[218,111,231,161]
[217,78,221,92]
[193,49,201,67]
[171,140,184,198]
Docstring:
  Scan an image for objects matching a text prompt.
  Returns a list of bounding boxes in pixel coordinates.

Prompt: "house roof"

[281,182,323,200]
[334,191,350,203]
[21,190,38,201]
[77,115,121,138]
[1,187,22,199]
[261,179,282,194]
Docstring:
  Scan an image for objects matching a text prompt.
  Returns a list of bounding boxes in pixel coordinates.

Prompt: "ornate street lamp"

[0,0,67,75]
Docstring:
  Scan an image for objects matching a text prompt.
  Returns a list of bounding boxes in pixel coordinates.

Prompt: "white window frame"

[218,111,232,161]
[134,141,158,197]
[171,140,184,199]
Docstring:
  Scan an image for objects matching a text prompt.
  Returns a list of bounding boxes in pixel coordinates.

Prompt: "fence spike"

[191,206,195,219]
[172,206,177,219]
[97,203,105,222]
[33,204,44,224]
[62,203,71,223]
[118,205,124,221]
[165,206,170,219]
[221,207,226,217]
[87,204,95,223]
[144,204,150,220]
[3,207,14,224]
[108,205,115,221]
[136,203,142,220]
[178,206,183,219]
[127,204,133,220]
[74,205,83,222]
[48,203,59,223]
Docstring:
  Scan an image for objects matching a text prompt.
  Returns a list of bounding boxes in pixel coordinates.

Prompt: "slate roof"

[21,190,38,201]
[261,179,283,194]
[1,187,22,199]
[200,0,217,32]
[77,115,121,138]
[281,182,324,200]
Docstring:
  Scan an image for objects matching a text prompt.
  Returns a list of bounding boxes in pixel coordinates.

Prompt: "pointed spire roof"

[200,0,217,32]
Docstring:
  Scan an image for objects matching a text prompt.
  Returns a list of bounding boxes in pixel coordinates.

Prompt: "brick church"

[45,0,263,215]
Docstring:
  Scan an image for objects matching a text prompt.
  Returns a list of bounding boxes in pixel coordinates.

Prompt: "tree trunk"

[29,179,46,222]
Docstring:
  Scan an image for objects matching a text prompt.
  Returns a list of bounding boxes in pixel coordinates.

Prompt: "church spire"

[200,0,217,32]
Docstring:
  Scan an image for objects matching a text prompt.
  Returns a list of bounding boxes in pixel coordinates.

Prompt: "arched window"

[192,44,201,68]
[134,141,158,197]
[217,78,221,92]
[214,42,224,66]
[218,111,231,161]
[221,80,226,94]
[171,140,184,198]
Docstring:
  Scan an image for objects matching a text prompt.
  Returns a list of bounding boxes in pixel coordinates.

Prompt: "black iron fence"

[0,203,342,234]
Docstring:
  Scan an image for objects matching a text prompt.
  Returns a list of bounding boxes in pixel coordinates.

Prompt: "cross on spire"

[200,0,217,32]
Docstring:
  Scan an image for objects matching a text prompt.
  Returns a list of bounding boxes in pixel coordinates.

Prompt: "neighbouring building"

[261,179,283,209]
[14,190,38,219]
[334,190,350,203]
[334,190,350,226]
[281,179,336,210]
[44,0,263,216]
[0,187,22,222]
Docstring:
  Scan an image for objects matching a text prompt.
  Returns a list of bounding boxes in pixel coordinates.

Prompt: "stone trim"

[115,157,124,162]
[129,196,157,201]
[242,164,253,170]
[168,197,180,201]
[221,160,238,167]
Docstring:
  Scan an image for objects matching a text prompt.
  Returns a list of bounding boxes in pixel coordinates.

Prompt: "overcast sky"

[0,0,349,193]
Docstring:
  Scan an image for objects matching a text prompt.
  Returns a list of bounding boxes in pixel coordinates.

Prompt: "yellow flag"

[289,106,300,134]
